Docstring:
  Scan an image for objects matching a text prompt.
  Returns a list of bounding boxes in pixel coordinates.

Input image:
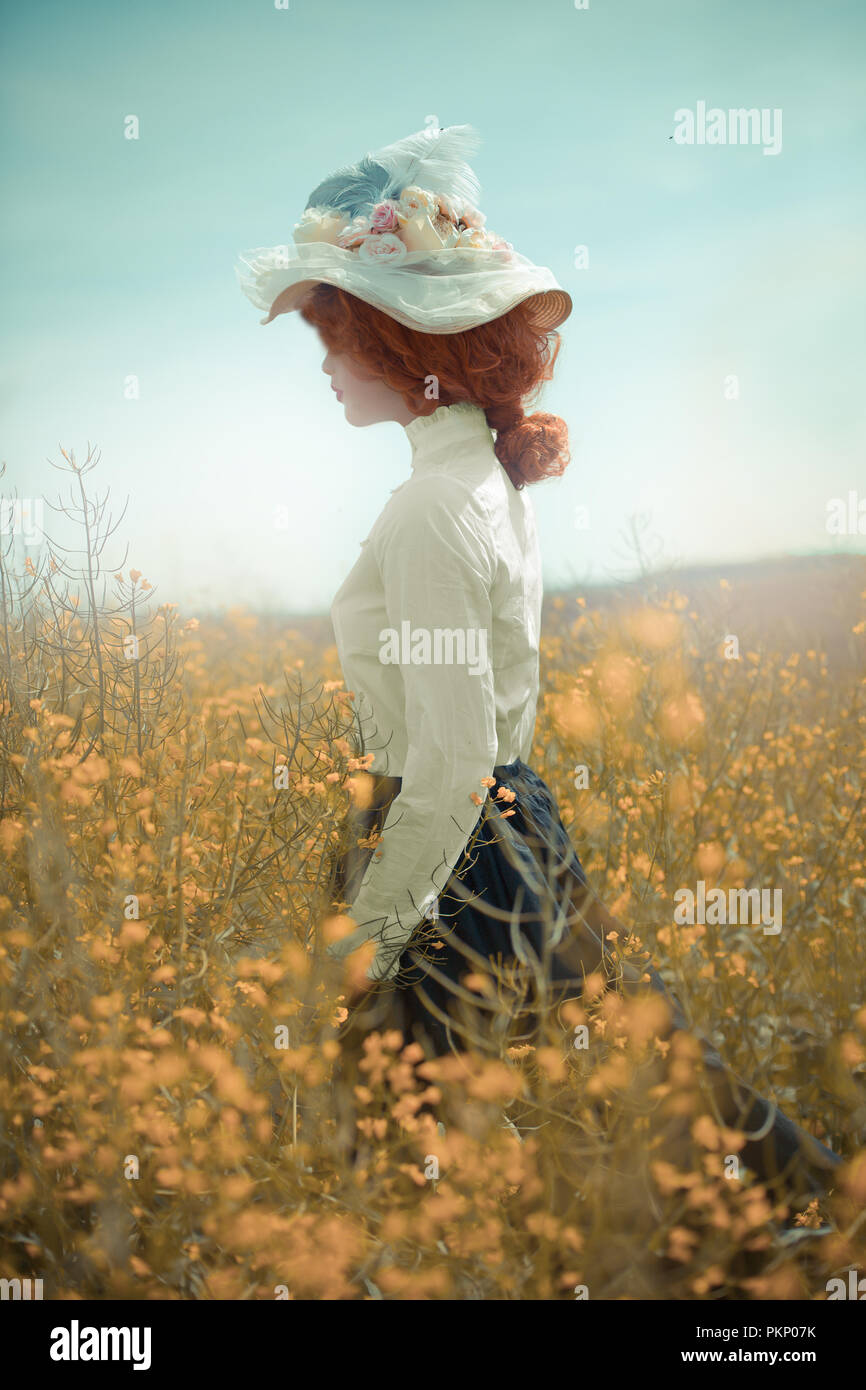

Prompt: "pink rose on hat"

[357,232,407,264]
[370,200,400,233]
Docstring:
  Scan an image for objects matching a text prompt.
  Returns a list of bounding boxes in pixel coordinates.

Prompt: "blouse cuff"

[325,890,440,982]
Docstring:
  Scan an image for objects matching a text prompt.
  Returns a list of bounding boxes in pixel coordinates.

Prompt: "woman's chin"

[342,403,370,428]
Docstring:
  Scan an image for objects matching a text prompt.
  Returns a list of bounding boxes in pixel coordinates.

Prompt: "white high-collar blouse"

[328,400,543,981]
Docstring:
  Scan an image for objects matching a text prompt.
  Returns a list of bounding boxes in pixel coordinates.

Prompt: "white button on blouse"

[328,401,543,981]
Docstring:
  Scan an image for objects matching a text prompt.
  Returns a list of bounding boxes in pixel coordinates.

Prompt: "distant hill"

[546,552,866,669]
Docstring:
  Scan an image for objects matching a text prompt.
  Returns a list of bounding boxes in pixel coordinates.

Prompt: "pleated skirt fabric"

[331,758,843,1200]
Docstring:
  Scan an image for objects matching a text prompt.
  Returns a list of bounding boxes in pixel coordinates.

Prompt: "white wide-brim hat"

[236,124,572,336]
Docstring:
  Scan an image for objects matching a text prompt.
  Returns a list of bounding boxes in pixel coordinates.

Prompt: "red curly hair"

[299,285,570,490]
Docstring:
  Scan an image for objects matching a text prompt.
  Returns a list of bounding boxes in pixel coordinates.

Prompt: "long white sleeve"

[327,474,499,981]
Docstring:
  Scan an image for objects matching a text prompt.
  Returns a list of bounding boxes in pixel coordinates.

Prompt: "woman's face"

[318,337,417,428]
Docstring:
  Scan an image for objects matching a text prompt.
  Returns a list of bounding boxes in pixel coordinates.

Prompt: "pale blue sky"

[2,0,864,612]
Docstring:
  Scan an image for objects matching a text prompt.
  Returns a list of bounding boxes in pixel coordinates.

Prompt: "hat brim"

[263,280,572,334]
[237,242,572,336]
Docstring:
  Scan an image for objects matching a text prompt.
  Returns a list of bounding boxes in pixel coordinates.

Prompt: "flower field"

[2,458,865,1301]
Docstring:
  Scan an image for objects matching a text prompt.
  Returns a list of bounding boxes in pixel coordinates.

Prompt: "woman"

[238,124,843,1208]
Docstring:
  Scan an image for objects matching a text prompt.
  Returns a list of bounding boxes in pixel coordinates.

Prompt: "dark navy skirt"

[331,758,844,1201]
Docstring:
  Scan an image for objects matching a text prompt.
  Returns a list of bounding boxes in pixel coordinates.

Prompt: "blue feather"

[305,155,391,220]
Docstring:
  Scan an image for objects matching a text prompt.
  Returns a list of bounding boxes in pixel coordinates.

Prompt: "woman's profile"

[237,123,842,1215]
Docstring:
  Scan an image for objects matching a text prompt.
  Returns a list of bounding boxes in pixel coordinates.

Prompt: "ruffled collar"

[404,401,493,472]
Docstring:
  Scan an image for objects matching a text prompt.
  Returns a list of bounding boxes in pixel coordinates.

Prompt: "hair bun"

[483,406,569,490]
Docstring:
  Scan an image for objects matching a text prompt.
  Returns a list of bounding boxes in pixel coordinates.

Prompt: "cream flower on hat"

[335,216,371,251]
[400,211,449,254]
[293,207,347,245]
[397,186,440,221]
